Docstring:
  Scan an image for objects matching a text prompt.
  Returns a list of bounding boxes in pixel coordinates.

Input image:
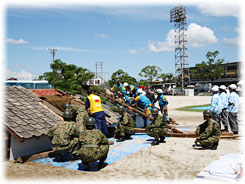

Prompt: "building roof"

[28,89,62,97]
[4,86,62,142]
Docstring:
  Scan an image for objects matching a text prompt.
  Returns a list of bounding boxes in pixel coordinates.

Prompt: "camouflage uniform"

[77,129,109,163]
[47,120,80,155]
[67,104,89,133]
[146,114,168,140]
[114,112,135,137]
[195,118,220,147]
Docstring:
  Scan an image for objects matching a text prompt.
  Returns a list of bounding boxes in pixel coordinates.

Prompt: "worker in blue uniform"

[227,84,239,134]
[131,88,152,128]
[155,89,168,122]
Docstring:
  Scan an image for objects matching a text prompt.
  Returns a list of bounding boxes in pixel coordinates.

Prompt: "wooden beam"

[134,128,239,139]
[15,150,52,163]
[99,93,183,133]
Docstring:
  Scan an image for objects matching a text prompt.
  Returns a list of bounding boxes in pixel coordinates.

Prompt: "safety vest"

[87,94,104,114]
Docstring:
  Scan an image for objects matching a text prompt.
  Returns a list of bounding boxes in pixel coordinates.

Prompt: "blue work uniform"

[210,93,222,127]
[227,91,239,133]
[220,92,229,127]
[157,94,168,121]
[129,85,139,97]
[135,94,152,127]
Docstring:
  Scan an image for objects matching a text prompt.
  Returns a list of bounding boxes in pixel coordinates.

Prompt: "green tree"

[39,59,94,94]
[139,65,162,83]
[191,51,224,84]
[110,69,136,85]
[158,73,176,83]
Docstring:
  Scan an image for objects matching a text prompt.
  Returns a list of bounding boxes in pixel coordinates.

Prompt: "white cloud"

[94,33,107,38]
[187,23,218,48]
[148,29,175,52]
[148,23,218,52]
[222,37,240,47]
[197,2,240,17]
[129,47,144,54]
[7,38,29,45]
[6,69,37,80]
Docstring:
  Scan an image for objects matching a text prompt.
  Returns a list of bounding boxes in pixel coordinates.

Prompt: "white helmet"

[229,84,237,89]
[142,91,146,96]
[156,89,163,94]
[123,82,128,87]
[137,88,143,94]
[219,85,226,90]
[211,85,219,92]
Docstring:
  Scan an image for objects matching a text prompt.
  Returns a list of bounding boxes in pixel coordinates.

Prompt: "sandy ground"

[3,95,243,182]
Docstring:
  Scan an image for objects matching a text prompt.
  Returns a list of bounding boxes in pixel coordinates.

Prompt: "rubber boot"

[125,134,132,140]
[151,139,159,146]
[83,162,90,171]
[117,136,125,142]
[159,137,166,143]
[211,143,218,150]
[98,161,106,170]
[221,126,229,132]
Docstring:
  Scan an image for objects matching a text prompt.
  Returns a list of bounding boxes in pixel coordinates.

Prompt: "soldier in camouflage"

[146,107,169,146]
[194,109,220,150]
[77,117,109,171]
[64,104,89,134]
[114,106,135,142]
[47,109,80,162]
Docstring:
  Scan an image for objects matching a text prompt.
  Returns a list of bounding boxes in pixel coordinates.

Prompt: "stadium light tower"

[170,6,189,88]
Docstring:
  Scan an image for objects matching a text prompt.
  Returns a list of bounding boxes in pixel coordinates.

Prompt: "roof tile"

[4,86,61,141]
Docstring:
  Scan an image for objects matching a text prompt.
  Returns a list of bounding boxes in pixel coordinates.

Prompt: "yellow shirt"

[87,94,104,114]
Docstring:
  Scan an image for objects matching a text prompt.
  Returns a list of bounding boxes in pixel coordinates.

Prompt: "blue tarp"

[33,134,155,172]
[191,106,210,110]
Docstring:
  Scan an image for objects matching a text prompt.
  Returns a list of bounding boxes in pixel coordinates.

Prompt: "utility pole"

[95,62,103,85]
[48,48,57,63]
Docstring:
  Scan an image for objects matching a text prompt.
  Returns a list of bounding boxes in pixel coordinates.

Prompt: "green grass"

[176,104,211,112]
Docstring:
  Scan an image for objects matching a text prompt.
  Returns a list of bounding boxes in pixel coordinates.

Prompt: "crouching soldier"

[64,104,89,133]
[78,117,109,171]
[114,106,135,142]
[194,110,220,150]
[146,107,168,146]
[47,109,80,162]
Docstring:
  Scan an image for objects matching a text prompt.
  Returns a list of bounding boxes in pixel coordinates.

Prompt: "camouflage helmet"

[64,104,70,109]
[86,117,96,126]
[203,109,212,117]
[118,106,126,112]
[151,107,159,115]
[63,109,73,119]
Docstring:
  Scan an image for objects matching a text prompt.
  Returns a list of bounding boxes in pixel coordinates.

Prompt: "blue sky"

[5,1,242,81]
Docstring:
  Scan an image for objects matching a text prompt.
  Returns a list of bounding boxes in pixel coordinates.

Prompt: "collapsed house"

[3,86,120,160]
[4,86,63,160]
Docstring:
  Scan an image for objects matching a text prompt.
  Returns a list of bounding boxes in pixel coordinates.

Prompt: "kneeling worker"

[194,110,220,150]
[78,117,109,171]
[114,106,135,142]
[146,107,168,146]
[47,109,80,161]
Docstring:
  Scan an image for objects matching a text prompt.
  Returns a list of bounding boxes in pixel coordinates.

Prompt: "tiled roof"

[28,89,62,97]
[4,86,62,141]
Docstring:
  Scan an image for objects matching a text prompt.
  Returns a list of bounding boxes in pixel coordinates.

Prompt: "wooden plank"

[134,128,239,139]
[15,150,51,163]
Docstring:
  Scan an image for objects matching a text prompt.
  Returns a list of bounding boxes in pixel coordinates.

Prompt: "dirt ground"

[3,95,243,182]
